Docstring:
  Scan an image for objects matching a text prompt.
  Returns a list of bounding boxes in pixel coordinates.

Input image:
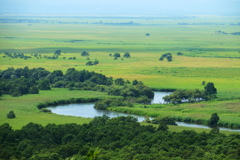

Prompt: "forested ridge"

[0,116,239,160]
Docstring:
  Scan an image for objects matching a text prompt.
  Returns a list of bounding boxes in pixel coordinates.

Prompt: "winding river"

[47,92,240,132]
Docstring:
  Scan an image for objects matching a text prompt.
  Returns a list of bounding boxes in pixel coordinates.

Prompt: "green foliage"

[205,82,217,95]
[123,52,131,58]
[93,60,99,65]
[86,61,93,66]
[152,116,177,126]
[208,113,220,128]
[114,78,125,85]
[163,89,206,104]
[81,51,90,56]
[7,111,16,119]
[37,98,99,109]
[113,53,121,58]
[159,53,173,61]
[1,117,239,160]
[40,108,52,113]
[0,67,115,96]
[38,79,51,90]
[54,50,61,56]
[132,79,139,85]
[177,52,184,55]
[29,86,39,94]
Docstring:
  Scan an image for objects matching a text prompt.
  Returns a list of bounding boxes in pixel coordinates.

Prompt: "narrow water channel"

[47,92,240,132]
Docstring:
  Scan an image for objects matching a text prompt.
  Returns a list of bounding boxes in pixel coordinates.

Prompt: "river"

[47,92,240,132]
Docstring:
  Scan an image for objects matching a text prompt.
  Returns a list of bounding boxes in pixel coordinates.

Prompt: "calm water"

[47,103,146,122]
[47,92,240,132]
[151,91,171,104]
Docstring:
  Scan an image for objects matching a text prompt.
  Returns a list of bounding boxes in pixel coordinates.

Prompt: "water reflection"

[151,91,171,104]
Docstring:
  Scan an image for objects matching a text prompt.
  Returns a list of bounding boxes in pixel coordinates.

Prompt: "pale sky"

[0,0,239,16]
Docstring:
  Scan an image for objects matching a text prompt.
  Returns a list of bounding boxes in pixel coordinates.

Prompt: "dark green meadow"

[0,16,240,131]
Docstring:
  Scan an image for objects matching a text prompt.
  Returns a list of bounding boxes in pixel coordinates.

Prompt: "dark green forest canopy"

[0,67,154,102]
[0,116,239,160]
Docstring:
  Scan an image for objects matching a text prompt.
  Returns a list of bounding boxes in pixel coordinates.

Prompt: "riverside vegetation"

[0,15,240,159]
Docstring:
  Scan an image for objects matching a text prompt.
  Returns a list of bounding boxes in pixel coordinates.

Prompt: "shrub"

[40,108,52,113]
[7,111,16,119]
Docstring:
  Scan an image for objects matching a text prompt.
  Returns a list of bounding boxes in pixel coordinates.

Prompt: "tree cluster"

[159,53,173,61]
[86,60,99,66]
[109,52,131,60]
[0,67,153,102]
[0,67,112,96]
[0,116,239,160]
[81,51,90,56]
[163,82,217,104]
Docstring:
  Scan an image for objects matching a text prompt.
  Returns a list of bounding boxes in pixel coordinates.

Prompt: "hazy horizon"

[0,0,240,16]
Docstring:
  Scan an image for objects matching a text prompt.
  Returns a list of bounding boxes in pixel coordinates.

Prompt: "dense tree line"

[0,116,239,160]
[0,67,112,96]
[0,67,153,102]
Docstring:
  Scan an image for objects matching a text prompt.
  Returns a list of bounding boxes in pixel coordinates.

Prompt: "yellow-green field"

[0,16,240,132]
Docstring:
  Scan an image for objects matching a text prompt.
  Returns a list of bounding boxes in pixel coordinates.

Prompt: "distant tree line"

[3,52,32,60]
[0,116,239,160]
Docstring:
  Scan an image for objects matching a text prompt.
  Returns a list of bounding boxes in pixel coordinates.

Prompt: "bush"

[37,103,47,109]
[7,111,16,119]
[81,51,90,56]
[40,108,52,113]
[29,86,39,94]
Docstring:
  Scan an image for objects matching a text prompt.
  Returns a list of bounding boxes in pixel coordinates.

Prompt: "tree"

[93,60,99,65]
[54,50,61,56]
[81,51,89,56]
[38,79,51,90]
[29,86,39,94]
[204,82,217,95]
[132,80,139,85]
[159,53,172,61]
[166,55,172,61]
[7,111,16,119]
[86,61,93,66]
[157,123,168,131]
[113,53,121,58]
[159,56,164,61]
[123,52,131,58]
[115,78,125,86]
[177,52,184,56]
[208,113,219,128]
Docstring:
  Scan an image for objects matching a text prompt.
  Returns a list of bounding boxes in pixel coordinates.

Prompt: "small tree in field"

[54,50,61,56]
[123,52,131,58]
[7,111,16,119]
[86,61,93,66]
[81,51,90,56]
[113,53,121,58]
[208,113,219,128]
[204,82,217,95]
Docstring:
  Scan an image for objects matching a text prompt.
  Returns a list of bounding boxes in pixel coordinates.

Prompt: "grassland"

[0,16,240,131]
[0,88,112,129]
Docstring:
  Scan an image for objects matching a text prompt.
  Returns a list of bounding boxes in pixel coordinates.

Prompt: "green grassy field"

[0,16,240,132]
[0,88,112,129]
